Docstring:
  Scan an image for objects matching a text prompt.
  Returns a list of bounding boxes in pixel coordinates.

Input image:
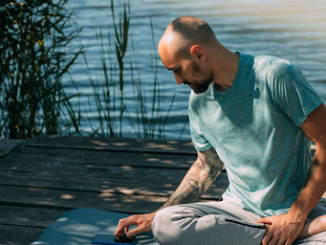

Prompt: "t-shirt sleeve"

[188,104,212,151]
[269,61,324,127]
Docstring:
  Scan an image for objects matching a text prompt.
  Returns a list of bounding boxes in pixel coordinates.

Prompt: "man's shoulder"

[249,54,304,89]
[251,54,299,76]
[237,53,299,83]
[252,54,293,71]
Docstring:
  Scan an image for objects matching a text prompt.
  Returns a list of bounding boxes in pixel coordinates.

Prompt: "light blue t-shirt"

[188,52,324,217]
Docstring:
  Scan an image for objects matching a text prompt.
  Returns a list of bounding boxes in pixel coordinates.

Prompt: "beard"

[191,78,213,94]
[188,61,214,94]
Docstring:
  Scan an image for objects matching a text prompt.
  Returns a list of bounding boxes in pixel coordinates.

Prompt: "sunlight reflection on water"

[65,0,326,139]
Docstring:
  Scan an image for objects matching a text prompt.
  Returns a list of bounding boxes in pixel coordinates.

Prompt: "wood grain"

[0,135,318,245]
[0,171,228,199]
[0,139,24,158]
[0,224,44,245]
[27,135,196,155]
[0,205,67,228]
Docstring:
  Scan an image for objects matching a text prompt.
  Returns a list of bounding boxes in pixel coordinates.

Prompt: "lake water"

[64,0,326,140]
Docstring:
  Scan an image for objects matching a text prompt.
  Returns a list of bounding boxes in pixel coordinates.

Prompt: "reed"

[0,0,178,140]
[110,0,130,137]
[0,0,82,139]
[129,18,176,139]
[82,2,175,139]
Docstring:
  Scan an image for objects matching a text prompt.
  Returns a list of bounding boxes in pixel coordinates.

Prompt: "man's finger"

[114,217,137,236]
[256,217,273,224]
[261,224,274,245]
[284,238,295,245]
[268,235,280,245]
[283,233,296,245]
[262,232,273,245]
[276,236,287,245]
[126,226,145,237]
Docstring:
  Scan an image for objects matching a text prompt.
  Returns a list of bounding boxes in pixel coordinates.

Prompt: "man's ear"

[190,45,205,61]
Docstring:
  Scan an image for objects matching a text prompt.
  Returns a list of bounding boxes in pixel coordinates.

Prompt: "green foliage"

[110,0,130,137]
[0,0,82,139]
[129,18,176,139]
[111,0,129,93]
[0,0,177,140]
[83,12,175,139]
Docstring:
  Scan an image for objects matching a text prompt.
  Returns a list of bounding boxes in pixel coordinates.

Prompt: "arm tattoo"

[162,149,224,208]
[303,158,319,188]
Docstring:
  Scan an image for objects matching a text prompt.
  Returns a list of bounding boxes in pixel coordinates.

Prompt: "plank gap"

[26,144,197,156]
[0,222,46,229]
[0,201,72,211]
[0,183,224,201]
[0,140,24,159]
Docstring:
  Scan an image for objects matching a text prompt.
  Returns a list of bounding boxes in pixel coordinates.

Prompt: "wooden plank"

[0,171,229,199]
[0,156,191,181]
[0,154,229,197]
[0,205,67,228]
[26,135,317,156]
[0,185,167,213]
[0,139,24,158]
[27,135,196,155]
[11,148,195,169]
[0,224,44,245]
[0,169,188,187]
[0,185,223,214]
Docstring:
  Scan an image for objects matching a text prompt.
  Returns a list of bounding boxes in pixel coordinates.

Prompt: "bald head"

[158,16,217,62]
[170,17,216,47]
[158,17,238,93]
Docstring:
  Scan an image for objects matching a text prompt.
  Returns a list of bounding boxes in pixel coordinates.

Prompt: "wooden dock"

[0,135,320,244]
[0,135,229,245]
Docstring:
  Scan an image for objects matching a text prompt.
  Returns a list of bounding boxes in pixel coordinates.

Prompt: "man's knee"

[152,206,183,245]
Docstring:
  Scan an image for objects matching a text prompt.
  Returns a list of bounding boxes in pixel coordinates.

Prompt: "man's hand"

[114,212,156,237]
[113,149,222,238]
[256,213,305,245]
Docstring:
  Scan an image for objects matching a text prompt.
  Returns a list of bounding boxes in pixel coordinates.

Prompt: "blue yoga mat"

[32,208,159,245]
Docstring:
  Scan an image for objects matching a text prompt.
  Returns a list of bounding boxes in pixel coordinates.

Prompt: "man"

[114,16,326,245]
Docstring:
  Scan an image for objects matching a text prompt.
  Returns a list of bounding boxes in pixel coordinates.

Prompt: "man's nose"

[174,73,183,85]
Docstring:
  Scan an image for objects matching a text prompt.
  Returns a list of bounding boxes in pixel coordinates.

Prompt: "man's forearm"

[292,104,326,219]
[162,159,211,208]
[161,149,223,209]
[289,148,326,219]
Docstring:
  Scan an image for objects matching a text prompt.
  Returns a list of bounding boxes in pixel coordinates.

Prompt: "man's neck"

[211,50,239,92]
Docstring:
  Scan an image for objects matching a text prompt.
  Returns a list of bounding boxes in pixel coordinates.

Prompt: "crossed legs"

[152,199,326,245]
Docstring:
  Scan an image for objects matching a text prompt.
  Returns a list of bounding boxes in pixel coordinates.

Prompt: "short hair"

[170,17,216,58]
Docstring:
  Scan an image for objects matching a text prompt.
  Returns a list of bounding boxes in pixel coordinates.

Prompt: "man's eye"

[174,68,180,73]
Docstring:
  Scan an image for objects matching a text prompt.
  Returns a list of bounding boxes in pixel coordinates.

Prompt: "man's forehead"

[158,42,179,69]
[162,58,178,70]
[161,55,181,71]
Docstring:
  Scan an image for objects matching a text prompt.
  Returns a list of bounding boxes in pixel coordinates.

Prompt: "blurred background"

[2,0,326,140]
[65,0,326,140]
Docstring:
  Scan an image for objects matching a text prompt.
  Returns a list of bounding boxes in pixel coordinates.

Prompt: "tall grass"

[129,18,176,139]
[81,2,175,139]
[110,0,130,137]
[0,0,178,140]
[0,0,82,139]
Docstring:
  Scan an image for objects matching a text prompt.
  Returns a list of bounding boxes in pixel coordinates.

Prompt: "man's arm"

[161,147,224,208]
[114,147,224,237]
[257,103,326,245]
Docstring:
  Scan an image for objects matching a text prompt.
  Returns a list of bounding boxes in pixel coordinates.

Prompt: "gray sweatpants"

[152,199,326,245]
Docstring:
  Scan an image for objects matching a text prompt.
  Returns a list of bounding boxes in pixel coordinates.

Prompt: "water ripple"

[63,0,326,139]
